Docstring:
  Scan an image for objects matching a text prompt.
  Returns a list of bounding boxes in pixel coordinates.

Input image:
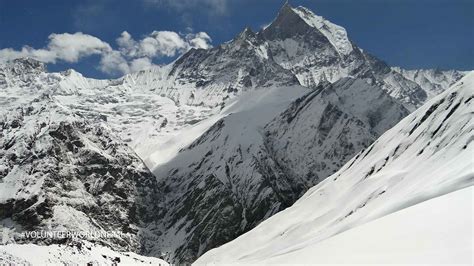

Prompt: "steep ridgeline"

[196,72,474,264]
[165,27,298,107]
[0,59,161,253]
[152,78,408,263]
[116,25,298,110]
[392,67,468,98]
[262,78,409,187]
[256,3,465,110]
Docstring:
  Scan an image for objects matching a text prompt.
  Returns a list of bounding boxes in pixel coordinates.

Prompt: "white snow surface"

[198,186,473,265]
[147,84,308,171]
[152,84,309,173]
[258,186,473,264]
[292,6,353,55]
[0,241,169,266]
[195,72,474,264]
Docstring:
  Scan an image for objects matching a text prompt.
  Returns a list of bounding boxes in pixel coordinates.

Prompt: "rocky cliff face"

[262,78,409,188]
[0,59,160,253]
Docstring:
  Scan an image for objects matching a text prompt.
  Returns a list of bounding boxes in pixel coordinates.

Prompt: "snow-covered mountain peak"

[262,2,353,56]
[237,27,256,40]
[262,2,325,41]
[292,6,353,55]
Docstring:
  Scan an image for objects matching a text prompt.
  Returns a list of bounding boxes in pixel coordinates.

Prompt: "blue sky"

[0,0,472,78]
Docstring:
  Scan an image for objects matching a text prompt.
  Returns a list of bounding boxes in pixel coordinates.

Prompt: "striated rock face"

[262,78,409,188]
[0,93,161,253]
[0,58,169,255]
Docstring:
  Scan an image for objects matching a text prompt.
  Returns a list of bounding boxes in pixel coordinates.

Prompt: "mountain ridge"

[195,71,474,264]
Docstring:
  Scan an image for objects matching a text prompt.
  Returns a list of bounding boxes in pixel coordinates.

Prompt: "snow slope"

[0,241,168,266]
[259,186,473,264]
[202,186,472,265]
[196,72,474,264]
[151,77,407,263]
[150,84,309,263]
[292,6,353,55]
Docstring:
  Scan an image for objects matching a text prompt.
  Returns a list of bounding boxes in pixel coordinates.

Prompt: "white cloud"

[0,30,212,76]
[186,32,212,49]
[109,30,212,75]
[0,33,111,64]
[0,46,56,63]
[116,31,137,56]
[99,50,130,75]
[149,31,188,57]
[130,57,154,73]
[47,32,112,62]
[117,30,212,59]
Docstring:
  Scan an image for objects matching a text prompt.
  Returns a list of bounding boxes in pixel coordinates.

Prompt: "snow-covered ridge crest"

[196,71,474,264]
[292,5,353,55]
[391,66,468,98]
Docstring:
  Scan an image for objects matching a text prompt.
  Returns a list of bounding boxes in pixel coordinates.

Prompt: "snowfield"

[0,241,169,265]
[197,186,473,265]
[259,186,473,264]
[195,72,474,264]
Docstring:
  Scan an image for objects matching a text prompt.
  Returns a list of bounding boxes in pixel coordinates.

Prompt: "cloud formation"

[117,31,211,58]
[0,33,111,64]
[0,30,212,76]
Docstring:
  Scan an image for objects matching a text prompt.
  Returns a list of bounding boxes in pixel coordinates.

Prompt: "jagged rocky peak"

[230,26,263,50]
[237,26,257,40]
[261,1,325,40]
[261,2,353,55]
[9,57,47,74]
[0,58,48,88]
[168,22,299,102]
[291,6,353,55]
